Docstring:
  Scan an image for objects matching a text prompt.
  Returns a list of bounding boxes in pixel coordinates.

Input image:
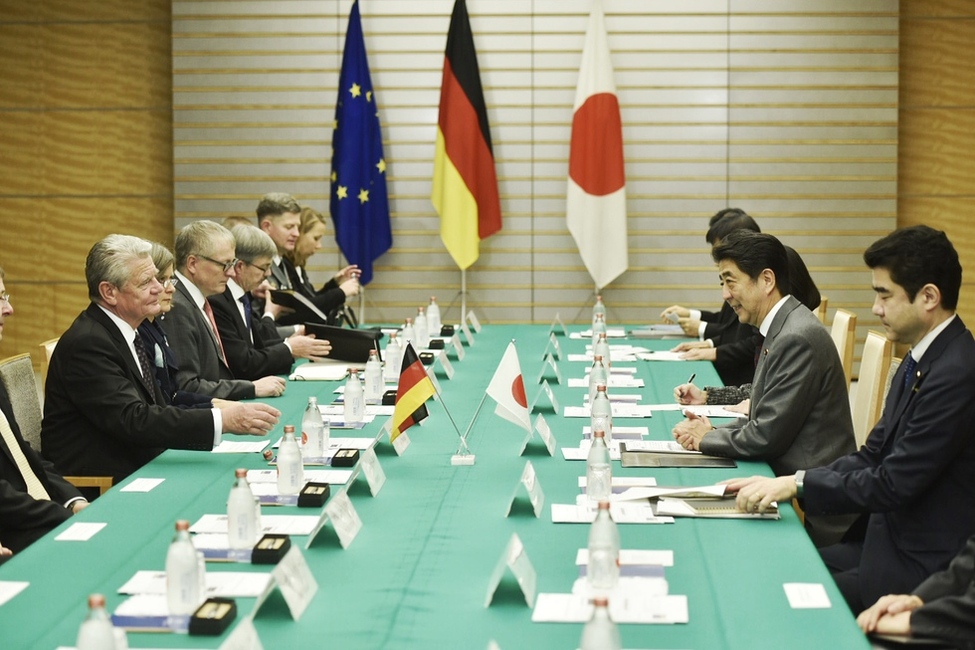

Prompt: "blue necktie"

[240,294,253,338]
[902,353,917,390]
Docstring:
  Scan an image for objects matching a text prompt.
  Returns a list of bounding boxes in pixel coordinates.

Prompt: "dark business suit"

[209,286,294,380]
[137,318,213,408]
[273,257,347,327]
[909,533,975,647]
[0,383,82,553]
[700,296,857,546]
[166,280,255,400]
[805,316,975,612]
[41,304,215,485]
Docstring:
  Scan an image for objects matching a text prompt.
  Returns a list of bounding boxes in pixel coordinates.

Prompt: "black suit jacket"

[275,257,346,326]
[805,316,975,605]
[911,533,975,647]
[209,287,294,380]
[41,304,216,484]
[0,383,82,553]
[137,318,213,408]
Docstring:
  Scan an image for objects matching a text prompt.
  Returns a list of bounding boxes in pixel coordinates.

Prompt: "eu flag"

[329,0,391,286]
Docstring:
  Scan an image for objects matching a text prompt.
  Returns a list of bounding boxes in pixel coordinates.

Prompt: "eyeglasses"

[159,277,179,288]
[197,255,238,273]
[0,292,10,305]
[243,260,271,274]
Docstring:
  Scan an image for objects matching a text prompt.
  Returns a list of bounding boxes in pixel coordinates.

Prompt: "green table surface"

[0,325,871,649]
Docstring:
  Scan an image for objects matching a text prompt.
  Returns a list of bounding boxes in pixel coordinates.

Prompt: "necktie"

[754,334,766,367]
[203,300,228,363]
[239,293,254,342]
[277,261,292,290]
[0,408,51,501]
[902,353,917,390]
[132,333,157,403]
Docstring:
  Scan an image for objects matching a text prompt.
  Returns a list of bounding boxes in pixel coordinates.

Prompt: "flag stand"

[426,371,477,466]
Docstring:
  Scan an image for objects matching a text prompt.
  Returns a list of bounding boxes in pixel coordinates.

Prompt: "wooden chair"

[816,296,829,324]
[38,337,59,397]
[830,309,857,388]
[882,356,902,414]
[0,351,112,496]
[851,331,893,448]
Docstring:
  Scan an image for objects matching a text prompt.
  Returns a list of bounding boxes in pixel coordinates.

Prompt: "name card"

[484,533,537,608]
[358,447,386,496]
[218,617,264,650]
[542,332,563,360]
[271,546,318,620]
[435,350,455,379]
[536,354,563,385]
[530,413,558,456]
[425,366,443,400]
[450,333,466,360]
[466,309,482,333]
[460,321,475,346]
[506,461,545,518]
[549,312,568,337]
[530,379,560,413]
[304,490,363,550]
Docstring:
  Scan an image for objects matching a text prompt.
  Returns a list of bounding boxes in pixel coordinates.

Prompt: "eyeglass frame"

[196,255,239,274]
[0,292,10,305]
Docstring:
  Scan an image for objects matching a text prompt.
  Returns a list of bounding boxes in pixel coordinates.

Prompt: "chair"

[830,308,857,388]
[816,296,829,324]
[850,331,893,448]
[38,337,59,397]
[882,356,902,414]
[0,351,112,496]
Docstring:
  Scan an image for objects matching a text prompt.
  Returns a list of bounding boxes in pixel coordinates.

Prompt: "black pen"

[678,373,697,401]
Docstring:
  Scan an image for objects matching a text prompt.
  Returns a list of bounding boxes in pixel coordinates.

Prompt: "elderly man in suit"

[165,221,286,400]
[41,235,280,484]
[0,268,87,555]
[728,226,975,615]
[672,230,856,547]
[209,225,332,380]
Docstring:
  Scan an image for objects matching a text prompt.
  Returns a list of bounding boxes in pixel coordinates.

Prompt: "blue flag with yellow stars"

[329,0,391,286]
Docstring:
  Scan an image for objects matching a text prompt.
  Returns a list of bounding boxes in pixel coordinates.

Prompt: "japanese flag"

[485,341,531,432]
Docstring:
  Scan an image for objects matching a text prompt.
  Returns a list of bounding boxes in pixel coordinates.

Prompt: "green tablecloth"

[0,325,870,649]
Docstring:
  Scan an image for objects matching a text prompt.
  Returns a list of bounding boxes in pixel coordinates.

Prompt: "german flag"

[431,0,501,270]
[391,343,436,441]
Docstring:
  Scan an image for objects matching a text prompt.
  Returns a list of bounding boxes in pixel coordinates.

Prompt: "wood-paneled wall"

[0,0,174,367]
[898,1,975,330]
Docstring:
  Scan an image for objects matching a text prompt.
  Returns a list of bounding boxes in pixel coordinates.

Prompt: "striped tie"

[0,408,50,501]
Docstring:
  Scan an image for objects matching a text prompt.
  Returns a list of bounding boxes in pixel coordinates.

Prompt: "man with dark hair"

[672,230,856,547]
[41,235,281,484]
[729,225,975,614]
[256,192,302,291]
[0,267,88,555]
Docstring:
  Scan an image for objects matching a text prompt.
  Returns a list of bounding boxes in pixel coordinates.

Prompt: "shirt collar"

[227,278,245,300]
[95,304,138,345]
[910,313,956,363]
[759,295,791,337]
[175,269,206,309]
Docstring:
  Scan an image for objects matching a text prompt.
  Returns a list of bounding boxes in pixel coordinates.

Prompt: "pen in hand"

[678,373,696,402]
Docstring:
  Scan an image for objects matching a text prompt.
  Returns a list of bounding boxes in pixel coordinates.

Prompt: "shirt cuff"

[283,339,293,354]
[689,309,702,320]
[64,497,87,510]
[212,408,223,446]
[698,321,708,340]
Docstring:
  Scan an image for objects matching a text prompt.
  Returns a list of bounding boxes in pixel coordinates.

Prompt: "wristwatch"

[794,470,806,498]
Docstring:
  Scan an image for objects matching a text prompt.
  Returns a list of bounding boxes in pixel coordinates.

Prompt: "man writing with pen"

[669,230,856,547]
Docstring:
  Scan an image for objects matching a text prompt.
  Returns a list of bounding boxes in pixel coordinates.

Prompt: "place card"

[484,533,537,608]
[536,354,563,385]
[506,461,545,518]
[271,546,318,620]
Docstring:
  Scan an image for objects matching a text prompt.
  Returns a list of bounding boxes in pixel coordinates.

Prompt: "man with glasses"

[166,221,286,400]
[209,225,332,380]
[41,236,281,485]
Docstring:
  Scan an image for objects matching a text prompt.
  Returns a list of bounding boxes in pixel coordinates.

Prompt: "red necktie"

[203,300,228,363]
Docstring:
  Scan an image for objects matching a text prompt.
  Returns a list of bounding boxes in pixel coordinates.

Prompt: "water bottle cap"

[592,596,609,607]
[599,332,607,340]
[390,331,397,338]
[417,306,425,314]
[88,594,106,608]
[308,395,318,405]
[592,430,605,438]
[369,349,378,357]
[593,355,603,361]
[597,384,607,392]
[235,468,247,478]
[430,296,437,302]
[175,519,190,531]
[405,317,413,325]
[598,500,611,510]
[349,368,358,376]
[284,424,296,433]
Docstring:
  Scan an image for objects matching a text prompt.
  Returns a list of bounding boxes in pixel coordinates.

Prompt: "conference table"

[0,324,871,649]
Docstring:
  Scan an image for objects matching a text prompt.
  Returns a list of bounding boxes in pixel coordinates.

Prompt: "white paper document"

[561,446,620,462]
[635,351,687,362]
[246,469,353,485]
[578,476,657,490]
[568,376,644,388]
[54,522,106,542]
[582,425,648,438]
[622,440,701,455]
[613,484,727,501]
[647,403,744,419]
[531,592,688,624]
[118,570,271,598]
[120,478,165,492]
[191,514,320,536]
[290,361,362,381]
[551,503,671,524]
[571,328,627,339]
[563,404,653,418]
[212,439,270,454]
[568,353,638,363]
[575,548,674,567]
[0,581,29,607]
[783,582,832,609]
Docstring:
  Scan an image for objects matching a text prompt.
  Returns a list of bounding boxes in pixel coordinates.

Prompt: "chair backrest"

[0,352,43,452]
[882,356,902,414]
[851,331,893,448]
[38,337,59,398]
[830,308,857,388]
[816,296,829,324]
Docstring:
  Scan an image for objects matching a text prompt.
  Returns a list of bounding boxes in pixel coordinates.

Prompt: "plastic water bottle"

[594,331,611,368]
[383,331,402,382]
[414,307,430,349]
[427,296,442,334]
[592,312,607,346]
[589,355,608,405]
[227,468,258,549]
[344,368,364,423]
[580,597,621,650]
[166,520,201,616]
[77,594,118,650]
[364,349,384,403]
[590,384,613,442]
[401,318,415,347]
[301,396,325,458]
[587,501,620,590]
[592,294,607,328]
[276,425,303,495]
[586,430,612,502]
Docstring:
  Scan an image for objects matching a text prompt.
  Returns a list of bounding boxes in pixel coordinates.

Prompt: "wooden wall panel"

[0,0,174,368]
[899,5,975,331]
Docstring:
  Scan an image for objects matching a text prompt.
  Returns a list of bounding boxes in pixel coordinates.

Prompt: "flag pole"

[358,284,365,326]
[461,268,467,323]
[426,367,478,465]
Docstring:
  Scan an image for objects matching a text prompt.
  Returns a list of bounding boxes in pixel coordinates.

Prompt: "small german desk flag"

[391,343,436,441]
[431,0,501,270]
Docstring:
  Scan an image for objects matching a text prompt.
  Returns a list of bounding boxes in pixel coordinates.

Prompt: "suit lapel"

[176,283,227,367]
[86,305,159,403]
[269,260,290,290]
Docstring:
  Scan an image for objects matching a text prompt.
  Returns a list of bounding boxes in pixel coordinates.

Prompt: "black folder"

[303,322,383,363]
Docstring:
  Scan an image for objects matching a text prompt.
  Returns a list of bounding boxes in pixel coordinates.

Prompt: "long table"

[0,325,870,649]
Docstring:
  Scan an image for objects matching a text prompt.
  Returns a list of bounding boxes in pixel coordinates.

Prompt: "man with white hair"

[41,235,280,484]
